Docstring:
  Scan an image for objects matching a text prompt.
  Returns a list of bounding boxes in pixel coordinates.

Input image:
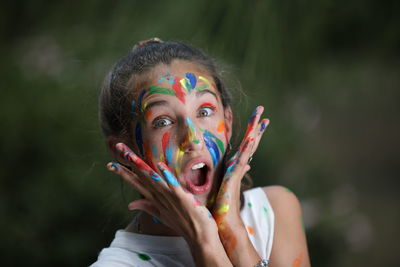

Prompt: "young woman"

[91,38,310,267]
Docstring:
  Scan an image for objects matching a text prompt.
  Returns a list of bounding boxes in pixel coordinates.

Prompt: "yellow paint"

[199,76,212,89]
[216,203,230,214]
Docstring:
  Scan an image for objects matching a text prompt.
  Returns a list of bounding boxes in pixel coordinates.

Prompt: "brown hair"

[99,39,231,139]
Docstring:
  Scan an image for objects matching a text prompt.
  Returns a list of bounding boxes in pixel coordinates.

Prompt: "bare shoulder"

[262,186,310,266]
[262,185,302,217]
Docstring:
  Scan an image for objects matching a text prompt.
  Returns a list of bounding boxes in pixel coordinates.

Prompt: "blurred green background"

[1,0,399,266]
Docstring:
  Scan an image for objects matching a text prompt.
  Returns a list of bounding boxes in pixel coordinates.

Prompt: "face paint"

[144,108,152,120]
[203,130,225,167]
[137,90,146,113]
[162,132,173,165]
[217,120,228,143]
[197,76,212,91]
[175,147,185,176]
[135,123,144,156]
[123,149,161,181]
[143,142,156,170]
[131,100,136,120]
[172,77,186,103]
[148,85,177,96]
[185,117,200,144]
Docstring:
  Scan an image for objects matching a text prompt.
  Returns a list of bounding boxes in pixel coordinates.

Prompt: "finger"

[116,143,163,183]
[157,162,180,187]
[249,118,270,156]
[240,106,264,150]
[107,162,152,199]
[128,198,160,218]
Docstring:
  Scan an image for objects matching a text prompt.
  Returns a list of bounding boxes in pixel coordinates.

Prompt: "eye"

[153,117,173,128]
[198,106,215,117]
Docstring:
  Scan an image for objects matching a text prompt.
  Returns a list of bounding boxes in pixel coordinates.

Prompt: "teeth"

[191,162,205,170]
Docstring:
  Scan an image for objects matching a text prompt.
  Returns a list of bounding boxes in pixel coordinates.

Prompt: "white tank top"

[90,187,274,267]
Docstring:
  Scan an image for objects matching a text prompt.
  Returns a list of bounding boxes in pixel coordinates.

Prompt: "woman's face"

[131,60,232,205]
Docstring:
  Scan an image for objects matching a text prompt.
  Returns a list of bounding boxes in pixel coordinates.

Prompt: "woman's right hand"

[107,143,232,266]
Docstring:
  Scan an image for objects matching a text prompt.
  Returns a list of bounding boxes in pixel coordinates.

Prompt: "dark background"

[1,0,399,266]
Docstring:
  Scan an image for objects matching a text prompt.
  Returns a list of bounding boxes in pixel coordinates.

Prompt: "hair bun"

[132,37,163,51]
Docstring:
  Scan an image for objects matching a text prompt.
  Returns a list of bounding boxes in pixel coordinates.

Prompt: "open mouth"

[183,160,212,195]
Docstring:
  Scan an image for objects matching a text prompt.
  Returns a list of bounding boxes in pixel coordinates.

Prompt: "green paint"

[193,139,200,144]
[137,253,151,261]
[196,84,208,91]
[248,202,252,207]
[148,86,176,96]
[263,206,268,214]
[285,187,293,193]
[215,137,225,155]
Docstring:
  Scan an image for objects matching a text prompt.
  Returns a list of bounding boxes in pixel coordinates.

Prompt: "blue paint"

[137,90,146,112]
[131,100,136,120]
[159,164,180,186]
[151,145,158,158]
[248,107,258,123]
[150,171,161,181]
[186,72,197,90]
[135,124,143,156]
[203,130,220,167]
[158,73,174,84]
[165,145,174,165]
[260,121,267,132]
[152,216,162,224]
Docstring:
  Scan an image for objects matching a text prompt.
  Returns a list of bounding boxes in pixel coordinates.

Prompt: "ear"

[224,107,233,141]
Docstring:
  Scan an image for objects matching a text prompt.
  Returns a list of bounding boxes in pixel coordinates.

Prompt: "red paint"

[162,131,170,158]
[143,142,155,170]
[200,102,217,110]
[173,77,186,103]
[126,152,153,173]
[145,109,152,120]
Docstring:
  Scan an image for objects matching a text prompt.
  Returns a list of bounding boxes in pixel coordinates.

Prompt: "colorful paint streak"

[131,100,136,120]
[244,106,259,138]
[148,85,177,96]
[172,77,186,103]
[143,142,156,170]
[198,76,212,91]
[217,120,228,143]
[213,181,237,254]
[135,123,144,156]
[158,162,180,186]
[121,146,161,182]
[203,130,225,167]
[162,132,173,165]
[185,117,200,144]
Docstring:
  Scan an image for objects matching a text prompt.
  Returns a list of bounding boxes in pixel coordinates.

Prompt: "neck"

[126,212,179,236]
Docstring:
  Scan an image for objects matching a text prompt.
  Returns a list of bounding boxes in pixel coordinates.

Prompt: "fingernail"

[107,162,119,172]
[248,107,258,123]
[259,119,269,133]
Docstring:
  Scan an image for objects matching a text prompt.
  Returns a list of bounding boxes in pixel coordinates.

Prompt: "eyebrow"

[196,89,218,100]
[143,100,169,113]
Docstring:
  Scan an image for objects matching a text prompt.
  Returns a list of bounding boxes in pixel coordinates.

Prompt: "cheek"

[216,120,229,144]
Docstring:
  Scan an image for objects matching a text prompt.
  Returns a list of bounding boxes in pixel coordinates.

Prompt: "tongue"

[186,169,205,186]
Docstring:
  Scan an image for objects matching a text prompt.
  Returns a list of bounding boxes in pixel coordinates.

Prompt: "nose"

[180,116,203,152]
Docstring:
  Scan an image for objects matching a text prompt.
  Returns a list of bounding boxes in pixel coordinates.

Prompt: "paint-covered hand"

[107,143,231,265]
[212,106,269,266]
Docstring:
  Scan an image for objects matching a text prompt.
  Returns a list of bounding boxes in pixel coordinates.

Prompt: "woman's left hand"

[212,106,269,266]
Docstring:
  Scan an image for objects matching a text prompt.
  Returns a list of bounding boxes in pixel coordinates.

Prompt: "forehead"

[133,60,218,100]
